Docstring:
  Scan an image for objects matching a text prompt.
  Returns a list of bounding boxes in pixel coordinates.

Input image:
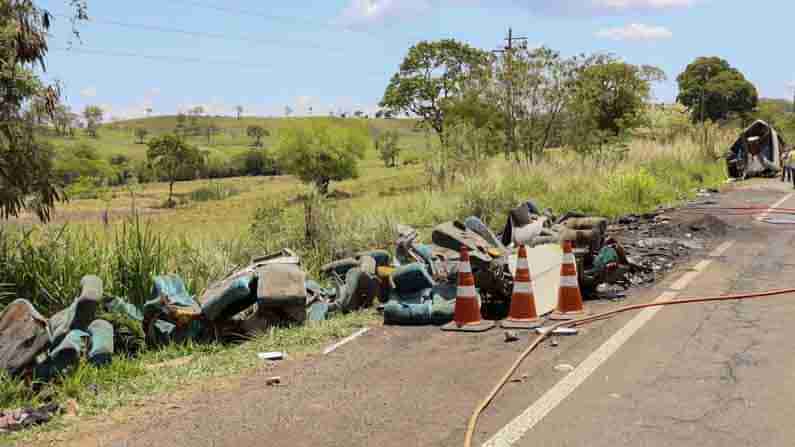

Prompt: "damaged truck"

[726,120,785,179]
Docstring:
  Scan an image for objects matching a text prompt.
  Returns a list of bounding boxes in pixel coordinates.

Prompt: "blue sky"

[38,0,795,120]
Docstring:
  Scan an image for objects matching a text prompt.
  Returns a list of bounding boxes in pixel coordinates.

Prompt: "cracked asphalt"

[510,180,795,447]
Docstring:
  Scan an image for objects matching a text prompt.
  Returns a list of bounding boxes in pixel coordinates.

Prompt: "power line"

[52,46,277,71]
[52,13,352,56]
[168,0,382,40]
[50,46,391,80]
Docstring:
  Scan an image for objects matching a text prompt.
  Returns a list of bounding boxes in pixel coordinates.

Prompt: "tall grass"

[244,134,727,279]
[1,135,726,316]
[0,216,248,314]
[188,182,242,202]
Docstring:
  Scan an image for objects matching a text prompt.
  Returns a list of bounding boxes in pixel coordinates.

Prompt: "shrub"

[189,183,241,202]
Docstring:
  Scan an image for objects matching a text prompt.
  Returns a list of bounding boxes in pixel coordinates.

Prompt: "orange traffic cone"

[502,245,544,329]
[442,247,495,332]
[550,240,586,320]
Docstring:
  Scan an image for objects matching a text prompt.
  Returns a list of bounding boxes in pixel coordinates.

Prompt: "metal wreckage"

[5,195,709,401]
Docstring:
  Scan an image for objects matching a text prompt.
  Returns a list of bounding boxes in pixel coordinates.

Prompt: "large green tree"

[146,135,202,206]
[677,56,758,122]
[565,56,664,158]
[379,39,491,144]
[0,1,87,221]
[571,58,664,135]
[276,126,366,195]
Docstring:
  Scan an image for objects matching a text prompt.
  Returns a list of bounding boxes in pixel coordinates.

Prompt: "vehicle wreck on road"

[727,120,785,179]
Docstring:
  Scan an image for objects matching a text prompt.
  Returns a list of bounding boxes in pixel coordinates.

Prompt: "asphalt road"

[39,179,795,447]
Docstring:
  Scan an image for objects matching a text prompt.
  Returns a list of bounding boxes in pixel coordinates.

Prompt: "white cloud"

[593,0,694,9]
[96,88,164,121]
[80,87,97,98]
[338,0,433,26]
[596,23,673,41]
[523,0,698,16]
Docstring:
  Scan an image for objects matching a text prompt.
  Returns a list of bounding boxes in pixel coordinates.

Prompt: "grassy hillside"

[46,116,426,162]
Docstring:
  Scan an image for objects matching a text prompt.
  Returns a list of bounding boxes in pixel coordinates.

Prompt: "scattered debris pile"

[0,403,60,434]
[609,210,729,287]
[0,249,385,381]
[0,194,730,386]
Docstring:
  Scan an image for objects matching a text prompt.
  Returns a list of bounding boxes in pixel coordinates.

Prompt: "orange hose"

[464,287,795,447]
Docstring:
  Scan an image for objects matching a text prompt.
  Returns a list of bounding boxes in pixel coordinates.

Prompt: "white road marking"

[322,328,370,355]
[710,241,734,257]
[756,192,794,221]
[481,244,736,447]
[483,192,795,446]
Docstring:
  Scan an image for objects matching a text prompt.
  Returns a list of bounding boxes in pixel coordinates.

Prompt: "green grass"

[47,116,425,163]
[1,310,379,445]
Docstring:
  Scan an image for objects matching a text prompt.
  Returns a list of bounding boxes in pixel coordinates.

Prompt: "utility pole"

[493,28,527,161]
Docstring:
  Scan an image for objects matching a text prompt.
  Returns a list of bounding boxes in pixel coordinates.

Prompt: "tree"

[276,126,367,195]
[492,46,579,163]
[145,107,152,117]
[235,105,243,120]
[677,57,758,122]
[0,1,87,221]
[146,135,202,206]
[375,130,402,167]
[565,57,664,159]
[246,125,269,147]
[83,105,103,137]
[380,39,491,144]
[135,128,149,144]
[284,105,293,117]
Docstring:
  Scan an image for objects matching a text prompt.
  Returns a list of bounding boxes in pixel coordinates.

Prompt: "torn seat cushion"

[432,221,493,268]
[0,299,50,376]
[320,258,360,279]
[48,275,102,346]
[391,264,435,299]
[356,250,392,269]
[33,329,89,381]
[87,320,114,367]
[199,273,256,322]
[144,275,203,346]
[383,294,454,325]
[256,263,307,309]
[335,268,379,312]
